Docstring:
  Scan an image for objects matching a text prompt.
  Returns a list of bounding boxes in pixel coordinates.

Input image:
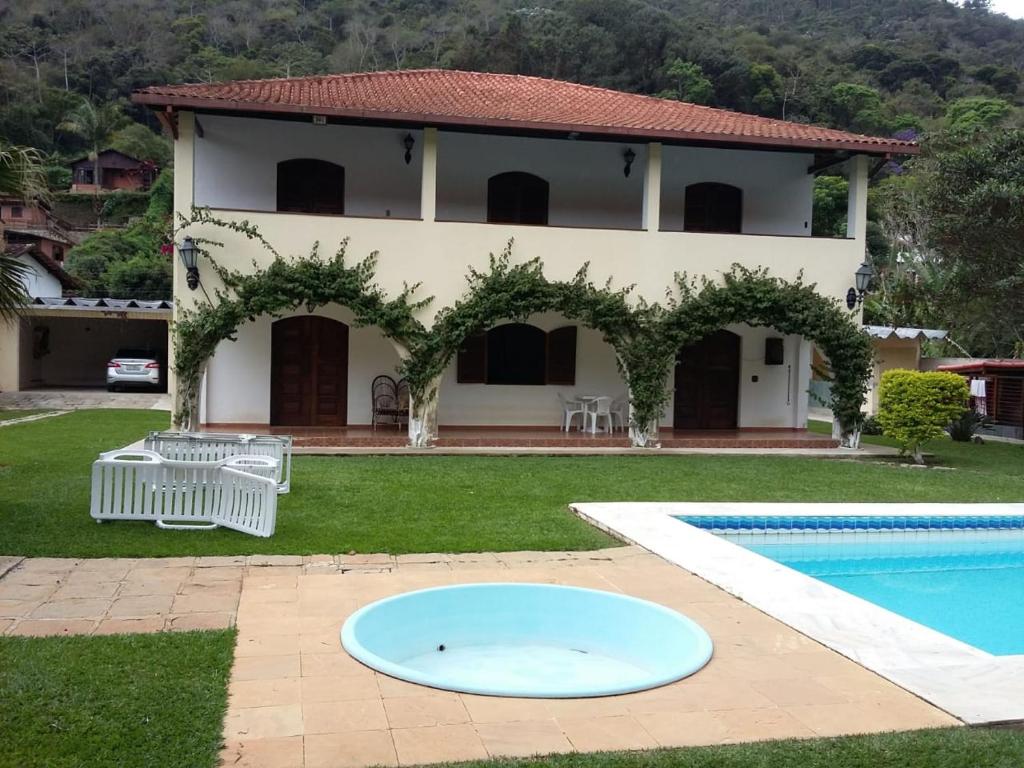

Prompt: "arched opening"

[674,329,741,429]
[684,182,742,233]
[276,158,345,214]
[271,315,349,426]
[487,172,549,225]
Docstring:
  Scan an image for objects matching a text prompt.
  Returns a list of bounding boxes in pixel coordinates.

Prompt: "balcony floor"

[203,424,839,451]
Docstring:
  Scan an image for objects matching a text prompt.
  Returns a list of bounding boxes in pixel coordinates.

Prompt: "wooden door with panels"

[271,316,348,426]
[673,329,740,430]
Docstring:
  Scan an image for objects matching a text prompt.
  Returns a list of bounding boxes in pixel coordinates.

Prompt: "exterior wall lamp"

[846,260,874,310]
[622,147,636,178]
[178,236,200,290]
[403,134,415,165]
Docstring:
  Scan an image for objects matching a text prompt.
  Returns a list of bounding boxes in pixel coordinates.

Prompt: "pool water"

[681,519,1024,656]
[341,583,713,697]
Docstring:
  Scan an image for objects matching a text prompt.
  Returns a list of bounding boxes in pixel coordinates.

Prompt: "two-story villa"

[133,69,914,445]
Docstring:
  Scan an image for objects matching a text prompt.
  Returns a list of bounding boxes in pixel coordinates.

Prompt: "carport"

[0,298,172,392]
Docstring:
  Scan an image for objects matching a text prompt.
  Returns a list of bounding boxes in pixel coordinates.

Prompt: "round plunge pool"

[340,583,713,698]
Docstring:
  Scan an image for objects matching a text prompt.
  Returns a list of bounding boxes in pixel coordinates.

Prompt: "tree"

[923,129,1024,356]
[877,370,968,464]
[812,175,848,236]
[660,59,714,104]
[110,123,172,167]
[828,83,892,135]
[58,99,127,189]
[944,96,1012,132]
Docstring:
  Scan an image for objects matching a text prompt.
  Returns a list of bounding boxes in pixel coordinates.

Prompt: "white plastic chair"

[557,393,587,432]
[90,449,279,537]
[611,396,629,432]
[586,396,615,434]
[144,431,292,494]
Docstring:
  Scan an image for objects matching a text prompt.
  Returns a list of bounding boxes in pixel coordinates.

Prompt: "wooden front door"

[271,316,348,426]
[674,329,740,430]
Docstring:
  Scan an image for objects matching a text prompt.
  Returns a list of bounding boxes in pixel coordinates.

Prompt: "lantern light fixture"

[846,260,874,310]
[622,147,636,178]
[403,134,415,165]
[178,236,200,291]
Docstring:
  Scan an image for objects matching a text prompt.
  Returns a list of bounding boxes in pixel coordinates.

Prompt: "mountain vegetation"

[0,0,1021,352]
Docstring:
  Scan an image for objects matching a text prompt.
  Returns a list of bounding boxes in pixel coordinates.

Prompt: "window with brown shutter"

[684,182,742,233]
[456,325,578,385]
[487,172,549,225]
[456,332,487,383]
[277,158,345,214]
[546,326,577,385]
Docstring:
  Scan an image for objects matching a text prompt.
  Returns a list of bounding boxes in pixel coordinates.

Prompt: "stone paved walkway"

[0,389,170,411]
[0,548,958,767]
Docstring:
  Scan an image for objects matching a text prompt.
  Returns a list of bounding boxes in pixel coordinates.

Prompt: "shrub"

[861,415,883,435]
[947,409,990,442]
[877,370,968,463]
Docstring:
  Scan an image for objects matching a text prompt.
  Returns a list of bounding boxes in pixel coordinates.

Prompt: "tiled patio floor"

[0,549,957,767]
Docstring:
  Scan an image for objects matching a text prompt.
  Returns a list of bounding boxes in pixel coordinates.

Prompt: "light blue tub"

[340,583,713,698]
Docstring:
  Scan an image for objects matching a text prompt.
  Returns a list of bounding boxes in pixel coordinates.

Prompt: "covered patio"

[201,424,839,451]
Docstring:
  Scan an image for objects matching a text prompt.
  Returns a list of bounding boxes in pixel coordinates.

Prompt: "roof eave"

[132,92,918,156]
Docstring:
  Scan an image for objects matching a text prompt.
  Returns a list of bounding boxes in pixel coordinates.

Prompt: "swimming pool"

[341,583,713,697]
[679,515,1024,656]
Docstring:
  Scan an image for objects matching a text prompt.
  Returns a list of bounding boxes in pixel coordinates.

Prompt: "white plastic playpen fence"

[90,449,278,537]
[144,431,292,493]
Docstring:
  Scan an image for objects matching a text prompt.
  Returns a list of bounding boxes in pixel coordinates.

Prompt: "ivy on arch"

[653,266,874,446]
[400,243,646,445]
[171,213,430,429]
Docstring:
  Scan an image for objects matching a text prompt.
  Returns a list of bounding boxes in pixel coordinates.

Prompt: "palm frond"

[0,143,50,204]
[0,254,31,320]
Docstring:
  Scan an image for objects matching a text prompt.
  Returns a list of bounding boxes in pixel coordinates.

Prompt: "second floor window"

[487,172,549,225]
[277,158,345,215]
[684,182,743,233]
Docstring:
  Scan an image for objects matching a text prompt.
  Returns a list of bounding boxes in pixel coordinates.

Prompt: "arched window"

[487,172,549,225]
[684,182,742,233]
[276,159,345,214]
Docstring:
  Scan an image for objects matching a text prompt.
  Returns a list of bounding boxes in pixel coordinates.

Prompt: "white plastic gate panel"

[90,450,278,537]
[144,432,292,493]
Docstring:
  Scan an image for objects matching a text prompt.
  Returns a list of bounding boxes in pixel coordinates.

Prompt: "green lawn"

[1,409,1021,558]
[0,630,234,768]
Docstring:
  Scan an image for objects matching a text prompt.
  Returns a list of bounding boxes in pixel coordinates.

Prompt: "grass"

[0,629,235,768]
[1,409,1022,558]
[0,408,50,422]
[455,728,1024,768]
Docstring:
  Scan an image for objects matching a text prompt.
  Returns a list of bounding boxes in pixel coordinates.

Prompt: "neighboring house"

[4,243,76,297]
[937,360,1024,441]
[862,326,949,415]
[0,198,76,262]
[133,69,914,430]
[68,149,156,193]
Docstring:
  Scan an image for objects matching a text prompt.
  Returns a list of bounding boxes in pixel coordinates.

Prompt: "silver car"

[107,348,162,391]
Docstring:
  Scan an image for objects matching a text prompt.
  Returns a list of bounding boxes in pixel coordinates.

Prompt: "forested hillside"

[1,0,1022,151]
[1,0,1022,353]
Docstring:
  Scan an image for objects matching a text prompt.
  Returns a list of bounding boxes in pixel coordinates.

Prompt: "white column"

[169,110,196,419]
[420,127,438,223]
[845,154,869,240]
[642,142,662,232]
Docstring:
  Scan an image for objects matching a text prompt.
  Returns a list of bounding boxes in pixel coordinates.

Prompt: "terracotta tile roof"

[134,69,915,155]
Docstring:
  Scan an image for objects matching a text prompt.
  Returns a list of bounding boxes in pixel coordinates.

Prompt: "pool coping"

[572,502,1024,726]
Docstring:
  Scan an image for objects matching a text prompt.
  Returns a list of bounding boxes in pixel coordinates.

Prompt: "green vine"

[172,214,872,444]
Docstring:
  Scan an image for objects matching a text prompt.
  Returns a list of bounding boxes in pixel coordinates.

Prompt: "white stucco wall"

[436,313,627,426]
[193,115,422,219]
[435,133,644,229]
[660,147,815,236]
[16,254,62,298]
[203,304,404,425]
